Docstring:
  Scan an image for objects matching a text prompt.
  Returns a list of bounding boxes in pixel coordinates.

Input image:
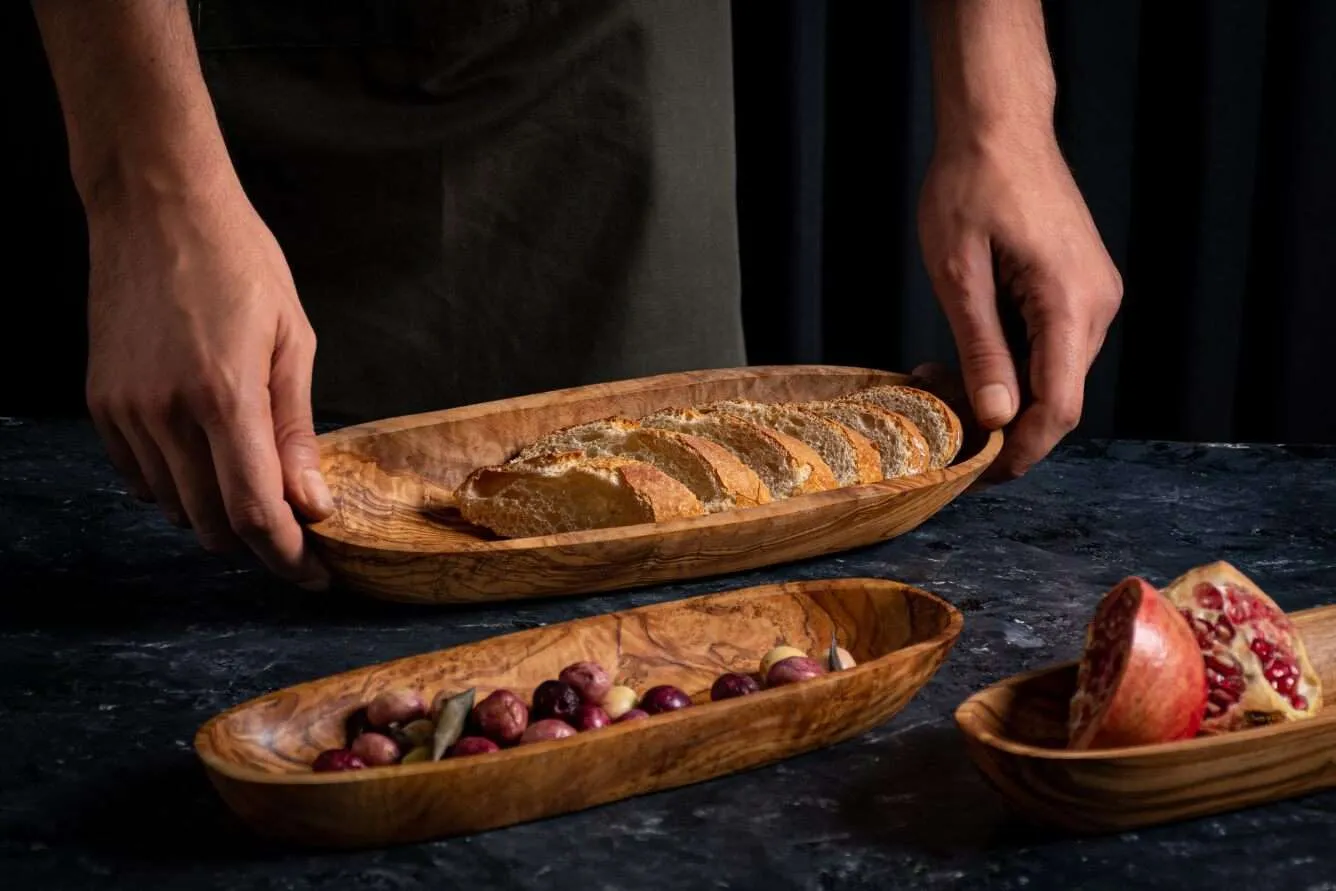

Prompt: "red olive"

[615,708,650,723]
[350,731,401,766]
[366,689,426,728]
[520,719,577,744]
[573,704,612,731]
[559,661,613,704]
[312,749,367,772]
[531,680,582,723]
[472,690,529,746]
[641,685,692,714]
[766,656,826,687]
[710,672,761,701]
[450,736,501,757]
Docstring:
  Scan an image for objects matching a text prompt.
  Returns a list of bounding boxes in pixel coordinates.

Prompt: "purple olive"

[615,708,650,723]
[312,749,367,772]
[450,736,501,757]
[573,704,612,731]
[641,685,692,714]
[366,689,426,728]
[350,731,401,766]
[711,672,761,701]
[520,719,577,744]
[531,680,582,723]
[766,656,826,687]
[472,690,529,746]
[559,661,613,704]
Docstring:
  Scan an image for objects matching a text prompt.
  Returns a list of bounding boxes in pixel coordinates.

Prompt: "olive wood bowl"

[955,604,1336,833]
[194,577,962,848]
[307,364,1003,604]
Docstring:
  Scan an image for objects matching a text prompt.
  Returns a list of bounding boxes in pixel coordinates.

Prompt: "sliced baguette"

[801,401,931,478]
[640,407,838,499]
[839,384,962,469]
[699,399,883,487]
[507,418,770,512]
[510,417,639,464]
[456,453,704,538]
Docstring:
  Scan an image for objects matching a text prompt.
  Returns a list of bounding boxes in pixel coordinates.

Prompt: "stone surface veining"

[1,419,1333,890]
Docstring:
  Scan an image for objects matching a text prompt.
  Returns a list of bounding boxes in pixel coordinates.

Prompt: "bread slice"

[801,401,930,478]
[699,399,883,487]
[509,417,640,464]
[507,418,771,512]
[640,407,838,499]
[456,453,704,538]
[839,385,962,469]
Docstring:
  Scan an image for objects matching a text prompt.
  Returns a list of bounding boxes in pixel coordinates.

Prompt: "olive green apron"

[191,0,746,423]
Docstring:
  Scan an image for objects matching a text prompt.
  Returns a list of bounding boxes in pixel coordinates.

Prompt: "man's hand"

[918,130,1122,479]
[33,0,333,587]
[921,0,1123,479]
[85,182,332,588]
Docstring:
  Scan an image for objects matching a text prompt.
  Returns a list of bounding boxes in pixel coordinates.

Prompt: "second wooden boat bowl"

[194,578,963,849]
[955,604,1336,833]
[307,364,1002,603]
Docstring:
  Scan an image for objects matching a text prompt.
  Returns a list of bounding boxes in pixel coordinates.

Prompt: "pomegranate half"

[1068,576,1208,749]
[1162,561,1322,732]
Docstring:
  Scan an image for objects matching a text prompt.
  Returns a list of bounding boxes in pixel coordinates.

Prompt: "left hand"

[917,129,1123,479]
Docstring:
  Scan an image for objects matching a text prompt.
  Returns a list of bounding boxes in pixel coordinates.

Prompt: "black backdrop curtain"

[8,0,1336,444]
[733,0,1336,445]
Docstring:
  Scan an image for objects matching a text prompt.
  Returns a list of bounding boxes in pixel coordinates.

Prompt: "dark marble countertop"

[2,417,1334,890]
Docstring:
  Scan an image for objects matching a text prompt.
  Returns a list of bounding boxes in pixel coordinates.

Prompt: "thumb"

[929,235,1021,429]
[270,327,334,522]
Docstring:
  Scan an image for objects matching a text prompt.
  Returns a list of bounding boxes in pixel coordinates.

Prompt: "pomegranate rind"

[1162,561,1322,733]
[1068,577,1208,750]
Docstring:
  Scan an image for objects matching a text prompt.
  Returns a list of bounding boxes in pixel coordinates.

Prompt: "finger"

[270,325,333,522]
[154,417,243,555]
[90,407,151,501]
[991,305,1087,479]
[201,393,330,590]
[929,235,1021,429]
[121,414,188,526]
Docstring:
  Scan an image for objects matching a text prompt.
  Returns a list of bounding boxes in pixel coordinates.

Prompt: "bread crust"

[838,385,962,469]
[640,407,839,498]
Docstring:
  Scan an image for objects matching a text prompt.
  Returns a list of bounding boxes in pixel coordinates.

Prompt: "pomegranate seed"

[1205,655,1240,677]
[1227,603,1247,623]
[1195,584,1224,610]
[1219,675,1246,695]
[1208,689,1237,708]
[1291,695,1308,710]
[1205,701,1224,717]
[1264,662,1290,682]
[1273,674,1297,695]
[1214,618,1235,642]
[1250,638,1273,660]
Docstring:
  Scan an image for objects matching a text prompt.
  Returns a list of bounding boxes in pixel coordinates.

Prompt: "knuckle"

[228,500,280,540]
[936,254,983,300]
[184,377,242,422]
[1053,402,1083,433]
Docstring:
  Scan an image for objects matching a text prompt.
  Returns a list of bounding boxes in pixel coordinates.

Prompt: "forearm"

[31,0,234,214]
[923,0,1057,147]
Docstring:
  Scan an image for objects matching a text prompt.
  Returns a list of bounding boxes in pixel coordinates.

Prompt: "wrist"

[77,141,241,228]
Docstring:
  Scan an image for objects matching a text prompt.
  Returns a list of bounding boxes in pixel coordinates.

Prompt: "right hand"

[84,179,333,589]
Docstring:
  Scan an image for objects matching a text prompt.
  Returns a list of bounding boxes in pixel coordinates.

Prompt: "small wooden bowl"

[955,604,1336,833]
[194,577,961,849]
[308,364,1002,603]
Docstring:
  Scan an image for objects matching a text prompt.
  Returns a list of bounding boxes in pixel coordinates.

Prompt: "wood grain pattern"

[307,365,1002,604]
[954,604,1336,833]
[193,578,962,849]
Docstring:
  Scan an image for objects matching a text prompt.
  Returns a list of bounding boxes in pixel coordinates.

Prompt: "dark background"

[9,0,1336,443]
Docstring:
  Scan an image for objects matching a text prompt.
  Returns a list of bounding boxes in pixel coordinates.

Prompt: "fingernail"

[302,468,335,516]
[974,384,1015,426]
